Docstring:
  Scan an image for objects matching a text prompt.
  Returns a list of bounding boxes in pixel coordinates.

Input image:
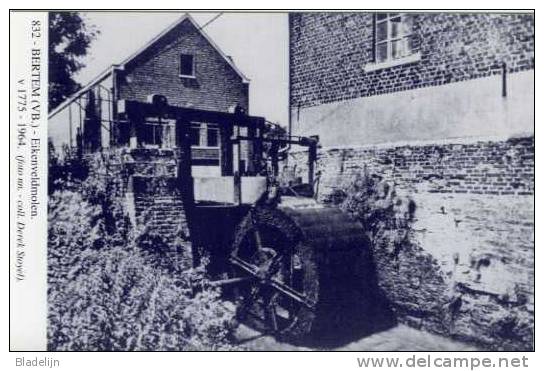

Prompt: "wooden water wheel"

[229,197,370,342]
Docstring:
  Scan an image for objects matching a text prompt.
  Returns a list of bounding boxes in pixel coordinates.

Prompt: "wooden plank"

[118,99,264,128]
[220,124,234,176]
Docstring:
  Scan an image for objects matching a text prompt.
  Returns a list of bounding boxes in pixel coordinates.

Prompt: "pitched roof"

[49,13,249,118]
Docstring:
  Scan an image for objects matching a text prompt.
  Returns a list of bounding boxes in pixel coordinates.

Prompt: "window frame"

[375,13,414,63]
[190,122,221,149]
[190,123,202,147]
[206,124,219,148]
[179,53,196,78]
[366,13,420,72]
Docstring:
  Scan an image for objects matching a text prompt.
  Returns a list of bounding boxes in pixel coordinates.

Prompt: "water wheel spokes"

[229,201,370,342]
[230,220,316,336]
[231,254,316,310]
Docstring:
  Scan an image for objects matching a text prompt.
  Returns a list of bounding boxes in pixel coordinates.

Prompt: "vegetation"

[47,151,239,350]
[48,12,99,111]
[328,169,416,255]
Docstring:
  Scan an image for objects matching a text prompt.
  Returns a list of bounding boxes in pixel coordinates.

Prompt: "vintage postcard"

[9,10,534,356]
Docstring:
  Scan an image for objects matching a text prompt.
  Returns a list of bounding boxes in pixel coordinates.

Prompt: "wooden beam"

[118,99,265,128]
[308,141,317,186]
[246,124,256,175]
[175,118,198,267]
[220,124,234,176]
[235,135,318,147]
[233,171,242,205]
[175,118,194,202]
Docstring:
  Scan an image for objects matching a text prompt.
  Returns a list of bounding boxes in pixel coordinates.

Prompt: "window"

[207,125,219,147]
[140,119,176,148]
[190,123,220,148]
[190,123,201,146]
[180,54,195,77]
[375,13,416,63]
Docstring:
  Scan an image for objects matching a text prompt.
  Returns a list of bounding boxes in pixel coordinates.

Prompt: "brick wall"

[290,12,534,108]
[118,18,248,113]
[290,136,534,201]
[131,170,190,242]
[88,148,194,270]
[116,18,250,170]
[287,136,534,349]
[128,149,191,262]
[287,12,534,349]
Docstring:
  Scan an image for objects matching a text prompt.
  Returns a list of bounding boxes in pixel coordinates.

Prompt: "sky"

[76,12,289,126]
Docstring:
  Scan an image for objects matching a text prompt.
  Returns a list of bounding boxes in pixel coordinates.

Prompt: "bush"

[48,141,89,195]
[48,178,239,350]
[336,170,416,255]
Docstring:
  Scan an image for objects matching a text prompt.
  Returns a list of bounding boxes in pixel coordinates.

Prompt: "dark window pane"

[180,54,194,76]
[376,22,388,42]
[376,13,387,21]
[377,42,388,62]
[405,15,413,29]
[401,16,413,37]
[207,127,219,147]
[391,17,402,38]
[140,123,153,145]
[190,124,201,146]
[391,39,405,59]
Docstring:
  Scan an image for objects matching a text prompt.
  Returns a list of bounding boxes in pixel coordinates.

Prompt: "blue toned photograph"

[47,11,534,351]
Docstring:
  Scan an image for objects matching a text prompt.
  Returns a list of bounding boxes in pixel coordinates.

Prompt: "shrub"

[336,170,416,255]
[48,177,238,350]
[48,141,89,194]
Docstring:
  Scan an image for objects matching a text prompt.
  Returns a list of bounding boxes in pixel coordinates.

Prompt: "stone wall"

[87,148,193,270]
[132,176,191,268]
[287,136,534,350]
[133,178,186,240]
[372,192,534,351]
[129,148,192,269]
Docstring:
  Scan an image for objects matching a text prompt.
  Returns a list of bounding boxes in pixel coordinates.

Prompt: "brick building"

[290,12,534,149]
[289,12,534,350]
[48,14,258,269]
[289,12,534,196]
[49,13,250,177]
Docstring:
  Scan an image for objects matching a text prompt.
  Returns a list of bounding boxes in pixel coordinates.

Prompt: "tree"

[48,12,99,111]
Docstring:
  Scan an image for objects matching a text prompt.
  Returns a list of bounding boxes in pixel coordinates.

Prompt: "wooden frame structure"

[117,98,318,185]
[117,98,267,177]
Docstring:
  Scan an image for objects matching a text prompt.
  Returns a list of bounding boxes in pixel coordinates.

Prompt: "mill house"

[48,14,262,179]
